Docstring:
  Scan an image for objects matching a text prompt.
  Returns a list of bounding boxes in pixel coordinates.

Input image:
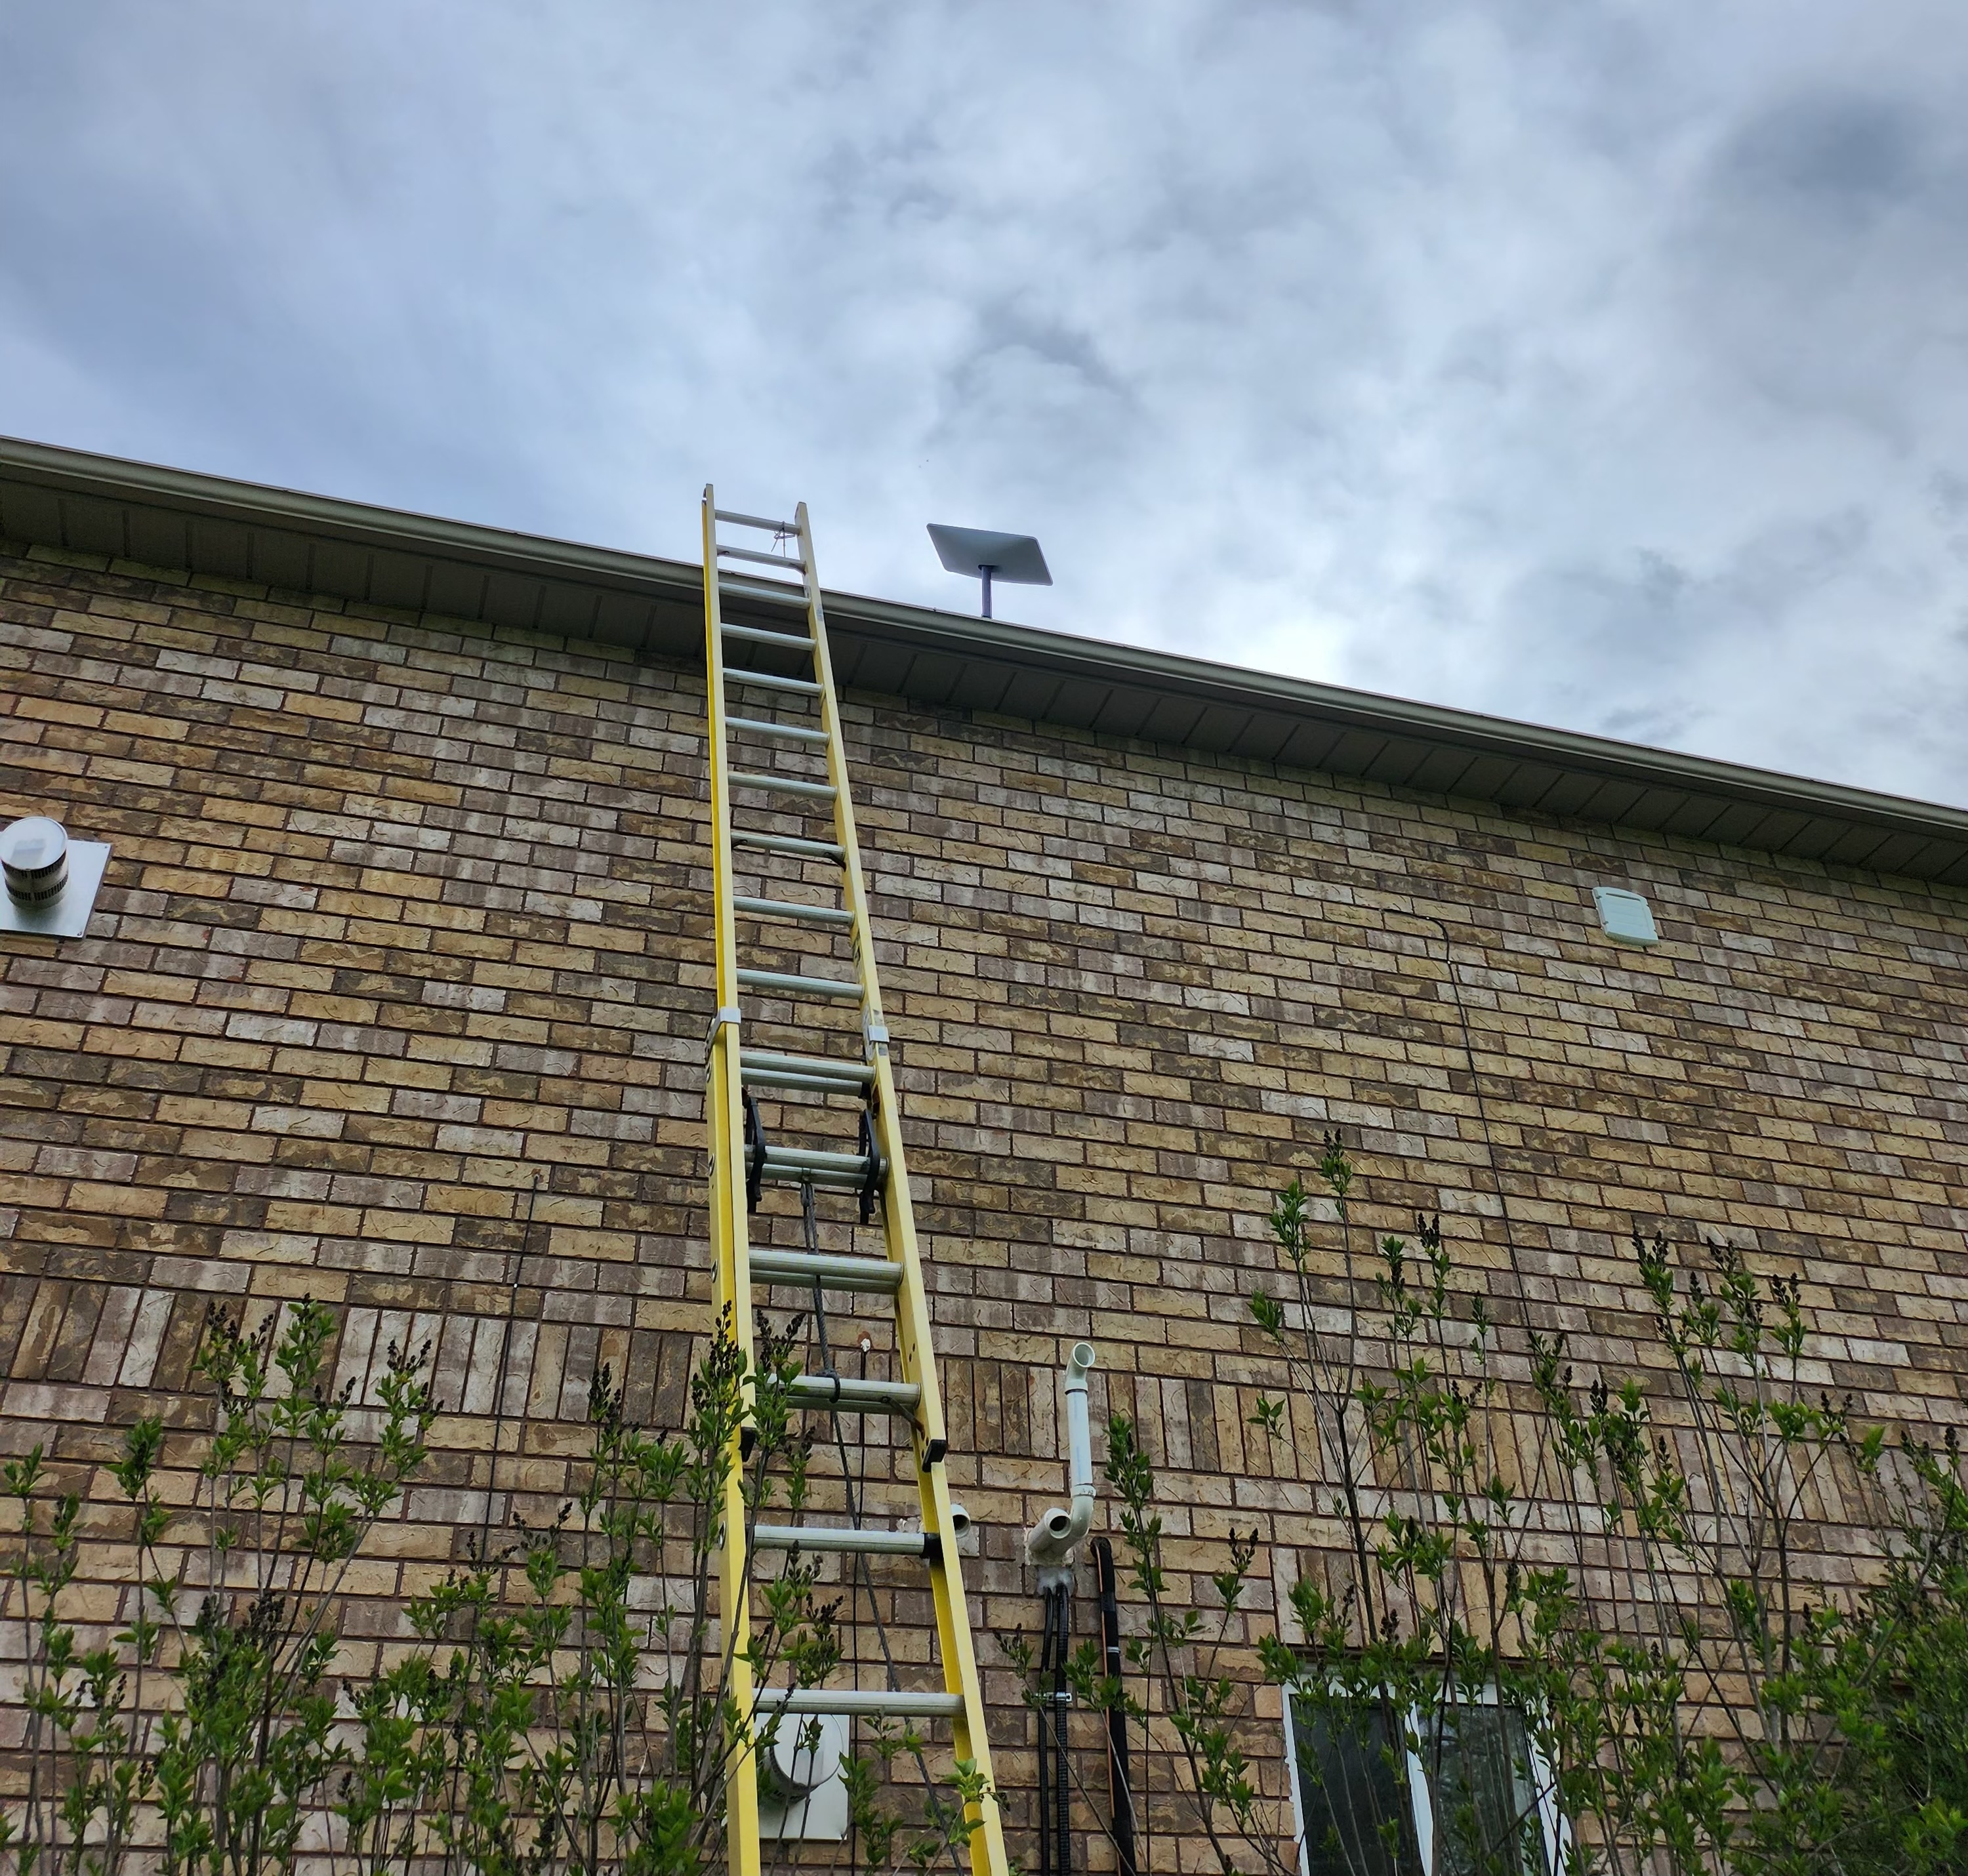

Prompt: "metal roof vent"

[0,816,112,938]
[1592,886,1659,947]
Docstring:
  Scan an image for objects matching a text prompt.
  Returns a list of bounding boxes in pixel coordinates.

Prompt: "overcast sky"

[4,3,1966,804]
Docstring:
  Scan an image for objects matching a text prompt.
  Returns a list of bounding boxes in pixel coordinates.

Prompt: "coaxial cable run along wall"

[1029,1344,1099,1876]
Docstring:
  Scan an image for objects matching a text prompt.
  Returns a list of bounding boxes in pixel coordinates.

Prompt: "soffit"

[6,434,1968,887]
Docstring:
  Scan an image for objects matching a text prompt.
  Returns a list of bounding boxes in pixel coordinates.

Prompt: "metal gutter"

[5,433,1968,886]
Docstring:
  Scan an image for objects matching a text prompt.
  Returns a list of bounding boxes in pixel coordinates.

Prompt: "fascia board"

[6,434,1968,880]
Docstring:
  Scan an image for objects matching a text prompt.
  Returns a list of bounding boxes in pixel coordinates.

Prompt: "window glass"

[1290,1696,1423,1876]
[1424,1703,1551,1876]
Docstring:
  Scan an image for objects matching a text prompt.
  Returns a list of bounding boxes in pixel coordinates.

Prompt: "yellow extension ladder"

[699,488,1009,1876]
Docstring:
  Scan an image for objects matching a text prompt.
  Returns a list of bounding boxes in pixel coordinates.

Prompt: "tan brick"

[7,546,1967,1867]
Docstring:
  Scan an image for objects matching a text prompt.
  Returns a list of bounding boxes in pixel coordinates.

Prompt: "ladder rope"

[800,1181,840,1400]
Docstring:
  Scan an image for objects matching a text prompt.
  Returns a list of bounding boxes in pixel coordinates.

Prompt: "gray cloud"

[4,1,1967,803]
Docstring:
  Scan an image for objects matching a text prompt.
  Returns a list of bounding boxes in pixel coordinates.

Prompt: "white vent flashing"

[0,817,110,939]
[760,1712,848,1841]
[1592,886,1660,947]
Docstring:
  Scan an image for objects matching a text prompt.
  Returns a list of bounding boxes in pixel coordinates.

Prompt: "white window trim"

[1282,1682,1570,1876]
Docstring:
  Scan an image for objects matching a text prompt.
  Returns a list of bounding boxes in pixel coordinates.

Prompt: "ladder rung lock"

[737,969,863,1003]
[749,1248,901,1294]
[731,830,846,861]
[728,770,836,800]
[755,1689,965,1722]
[734,896,853,927]
[728,716,829,745]
[725,668,823,697]
[787,1375,922,1414]
[722,621,815,650]
[753,1524,931,1558]
[714,507,798,534]
[719,542,806,571]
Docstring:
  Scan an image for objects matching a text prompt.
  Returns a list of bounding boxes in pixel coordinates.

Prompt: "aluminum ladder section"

[701,487,1008,1876]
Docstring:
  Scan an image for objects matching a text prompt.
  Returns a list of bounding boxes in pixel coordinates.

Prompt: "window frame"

[1282,1682,1569,1876]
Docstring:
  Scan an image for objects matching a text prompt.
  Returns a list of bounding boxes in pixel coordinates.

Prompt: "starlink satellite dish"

[926,523,1051,619]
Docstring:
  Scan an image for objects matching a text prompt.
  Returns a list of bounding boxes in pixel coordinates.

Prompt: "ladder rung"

[731,830,846,863]
[743,1069,863,1095]
[741,1050,874,1084]
[754,1524,932,1558]
[715,507,798,534]
[739,969,862,1003]
[764,1168,869,1193]
[759,1143,874,1176]
[720,577,809,609]
[729,770,836,801]
[735,895,852,928]
[722,621,813,650]
[741,1048,874,1093]
[756,1688,965,1721]
[726,669,822,697]
[788,1374,922,1415]
[750,1248,900,1294]
[728,716,829,746]
[754,1147,876,1192]
[719,542,806,571]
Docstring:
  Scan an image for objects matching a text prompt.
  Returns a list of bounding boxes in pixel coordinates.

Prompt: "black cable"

[442,1170,537,1876]
[803,1181,834,1379]
[1424,914,1538,1338]
[478,1170,537,1562]
[1036,1580,1073,1876]
[1037,1583,1056,1876]
[1092,1539,1136,1876]
[1053,1584,1071,1876]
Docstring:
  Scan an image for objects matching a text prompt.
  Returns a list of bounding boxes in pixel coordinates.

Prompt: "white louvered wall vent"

[1592,886,1659,947]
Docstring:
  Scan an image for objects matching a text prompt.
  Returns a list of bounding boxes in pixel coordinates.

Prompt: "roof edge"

[5,433,1968,881]
[0,433,699,599]
[823,587,1968,846]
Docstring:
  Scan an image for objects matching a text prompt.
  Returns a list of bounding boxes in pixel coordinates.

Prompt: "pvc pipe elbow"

[1025,1488,1095,1567]
[1027,1341,1099,1568]
[1065,1339,1096,1391]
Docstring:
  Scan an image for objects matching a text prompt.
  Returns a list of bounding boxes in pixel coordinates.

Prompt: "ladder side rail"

[794,504,1010,1876]
[792,500,943,1446]
[869,1043,1010,1876]
[702,485,762,1876]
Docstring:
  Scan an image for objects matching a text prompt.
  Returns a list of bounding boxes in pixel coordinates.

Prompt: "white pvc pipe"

[1026,1341,1098,1568]
[1065,1339,1094,1496]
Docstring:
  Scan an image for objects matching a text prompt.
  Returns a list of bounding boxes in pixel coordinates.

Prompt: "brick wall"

[4,542,1967,1865]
